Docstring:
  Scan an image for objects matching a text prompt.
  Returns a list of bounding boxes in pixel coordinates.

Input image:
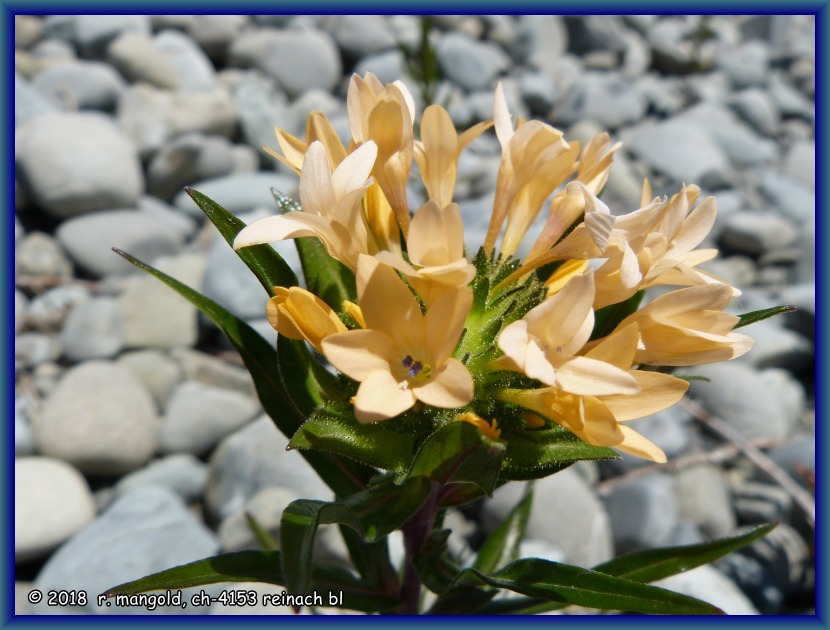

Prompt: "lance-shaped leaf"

[500,424,618,481]
[244,512,278,550]
[276,335,341,416]
[407,421,506,497]
[734,305,796,329]
[280,500,364,597]
[472,488,532,575]
[481,523,777,614]
[290,402,416,473]
[186,187,297,294]
[113,249,370,498]
[592,522,778,583]
[180,188,370,492]
[342,474,432,541]
[102,550,398,613]
[279,478,431,599]
[295,237,357,313]
[188,187,346,432]
[454,558,723,614]
[426,585,496,615]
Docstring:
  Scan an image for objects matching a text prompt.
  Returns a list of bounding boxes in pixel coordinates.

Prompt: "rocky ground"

[14,15,815,615]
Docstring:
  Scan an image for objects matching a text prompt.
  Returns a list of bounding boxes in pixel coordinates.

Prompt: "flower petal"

[234,212,359,270]
[666,196,717,257]
[321,329,394,381]
[233,214,319,249]
[525,272,595,351]
[493,82,513,151]
[414,358,474,408]
[354,369,417,423]
[356,255,423,340]
[602,371,689,421]
[424,286,472,363]
[614,425,667,463]
[331,140,377,200]
[585,323,640,370]
[298,141,336,216]
[497,320,556,386]
[408,201,465,267]
[555,356,640,396]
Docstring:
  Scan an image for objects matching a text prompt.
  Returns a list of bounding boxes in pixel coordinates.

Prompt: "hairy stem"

[398,483,440,614]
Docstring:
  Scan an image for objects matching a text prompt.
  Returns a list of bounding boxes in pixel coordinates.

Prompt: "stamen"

[402,355,413,368]
[408,361,423,377]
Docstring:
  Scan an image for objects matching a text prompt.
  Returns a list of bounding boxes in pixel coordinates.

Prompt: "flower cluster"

[234,72,753,464]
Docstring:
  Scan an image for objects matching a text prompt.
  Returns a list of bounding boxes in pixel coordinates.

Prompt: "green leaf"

[276,336,341,416]
[244,512,278,550]
[408,421,506,497]
[413,529,462,594]
[279,477,428,595]
[179,189,374,497]
[472,488,532,575]
[592,522,778,584]
[280,500,364,597]
[295,237,357,312]
[734,304,796,329]
[426,586,496,615]
[113,249,369,499]
[457,558,723,615]
[342,474,431,541]
[290,403,416,472]
[482,524,777,614]
[501,424,618,481]
[103,550,398,613]
[591,290,644,341]
[103,551,285,595]
[436,482,490,510]
[186,187,297,294]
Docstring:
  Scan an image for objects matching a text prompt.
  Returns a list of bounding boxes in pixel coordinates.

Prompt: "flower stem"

[398,483,440,614]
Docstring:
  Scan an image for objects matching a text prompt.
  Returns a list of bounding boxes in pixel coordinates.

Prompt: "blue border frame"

[5,3,826,628]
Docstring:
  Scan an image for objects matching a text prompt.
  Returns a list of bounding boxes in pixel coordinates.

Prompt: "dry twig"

[681,397,815,529]
[595,436,785,495]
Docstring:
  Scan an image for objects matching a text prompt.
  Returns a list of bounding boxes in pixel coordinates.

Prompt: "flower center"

[531,335,562,359]
[401,355,432,381]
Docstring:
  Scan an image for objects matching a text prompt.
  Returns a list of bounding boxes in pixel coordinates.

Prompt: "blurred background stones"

[14,14,814,615]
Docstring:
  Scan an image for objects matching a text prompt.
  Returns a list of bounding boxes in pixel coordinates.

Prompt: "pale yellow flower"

[233,140,376,271]
[321,255,474,423]
[374,200,475,306]
[544,259,590,298]
[528,132,621,261]
[414,104,493,208]
[485,83,579,256]
[266,287,347,353]
[614,284,755,366]
[513,183,736,309]
[264,111,348,175]
[363,181,402,257]
[589,184,737,307]
[347,72,416,236]
[499,324,690,463]
[493,273,639,396]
